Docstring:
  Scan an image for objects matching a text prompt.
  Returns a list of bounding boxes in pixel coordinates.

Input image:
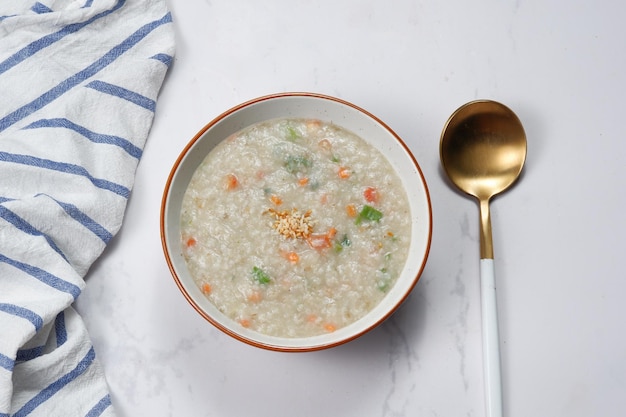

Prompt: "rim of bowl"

[160,92,432,352]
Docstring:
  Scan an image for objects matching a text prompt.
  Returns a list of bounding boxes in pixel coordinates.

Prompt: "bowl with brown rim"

[160,92,432,351]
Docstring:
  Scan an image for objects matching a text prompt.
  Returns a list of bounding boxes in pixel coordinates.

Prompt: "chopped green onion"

[286,125,300,141]
[377,280,391,292]
[284,155,312,174]
[355,205,383,225]
[334,234,352,253]
[376,268,391,292]
[308,179,320,190]
[252,266,271,284]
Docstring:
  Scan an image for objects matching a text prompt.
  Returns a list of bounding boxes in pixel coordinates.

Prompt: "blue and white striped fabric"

[0,1,175,416]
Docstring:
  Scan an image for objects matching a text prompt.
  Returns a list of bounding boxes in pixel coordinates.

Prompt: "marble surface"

[75,1,626,416]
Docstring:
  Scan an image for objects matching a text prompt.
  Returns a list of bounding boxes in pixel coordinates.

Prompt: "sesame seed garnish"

[267,208,314,239]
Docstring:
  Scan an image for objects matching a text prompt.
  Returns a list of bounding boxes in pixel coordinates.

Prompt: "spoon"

[440,100,526,417]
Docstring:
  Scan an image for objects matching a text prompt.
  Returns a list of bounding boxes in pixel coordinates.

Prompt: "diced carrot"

[324,323,336,332]
[318,139,332,150]
[247,291,262,303]
[186,237,197,247]
[270,195,283,205]
[286,251,299,263]
[338,166,351,179]
[225,173,238,190]
[387,231,394,237]
[239,318,250,328]
[298,177,309,186]
[306,233,332,250]
[306,314,318,323]
[256,170,265,179]
[346,204,357,217]
[326,227,337,240]
[363,186,379,203]
[307,120,322,131]
[320,193,328,204]
[201,283,211,295]
[279,249,300,264]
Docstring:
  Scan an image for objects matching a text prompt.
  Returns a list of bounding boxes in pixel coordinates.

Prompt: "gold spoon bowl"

[440,100,527,258]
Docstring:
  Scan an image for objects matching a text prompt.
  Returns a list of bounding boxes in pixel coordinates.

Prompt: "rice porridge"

[180,118,411,338]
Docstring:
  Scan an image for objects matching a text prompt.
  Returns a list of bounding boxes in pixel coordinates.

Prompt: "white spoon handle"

[480,258,503,417]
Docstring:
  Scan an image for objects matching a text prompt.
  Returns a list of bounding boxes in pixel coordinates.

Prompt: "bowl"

[160,92,432,351]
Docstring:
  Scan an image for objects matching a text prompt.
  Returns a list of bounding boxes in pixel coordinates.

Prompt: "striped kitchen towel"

[0,1,175,416]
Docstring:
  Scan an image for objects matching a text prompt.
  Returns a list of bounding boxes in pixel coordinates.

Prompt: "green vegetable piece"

[252,266,271,284]
[333,234,352,253]
[333,242,343,253]
[284,155,312,174]
[377,280,391,292]
[355,205,383,225]
[376,268,391,292]
[308,179,320,190]
[286,125,300,141]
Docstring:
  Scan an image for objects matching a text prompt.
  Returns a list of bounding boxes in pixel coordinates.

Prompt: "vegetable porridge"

[180,118,411,338]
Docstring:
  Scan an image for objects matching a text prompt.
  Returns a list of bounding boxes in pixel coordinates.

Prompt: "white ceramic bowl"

[160,92,432,351]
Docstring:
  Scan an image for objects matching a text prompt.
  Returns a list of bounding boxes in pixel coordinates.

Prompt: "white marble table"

[75,1,626,416]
